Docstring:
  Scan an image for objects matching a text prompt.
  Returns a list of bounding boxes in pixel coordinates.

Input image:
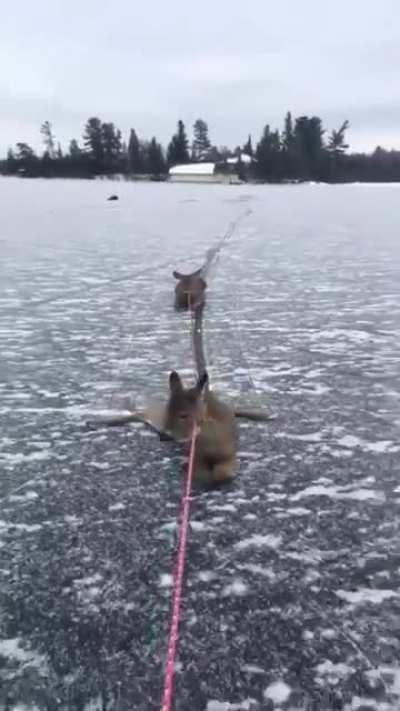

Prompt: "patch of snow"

[223,579,248,596]
[286,507,310,516]
[241,664,265,675]
[75,574,103,588]
[108,502,126,512]
[206,700,256,711]
[0,450,52,465]
[303,630,314,641]
[197,571,217,583]
[208,504,237,513]
[236,534,282,550]
[263,680,291,704]
[160,574,173,588]
[291,484,384,503]
[0,638,47,672]
[238,564,275,580]
[336,588,398,605]
[321,628,337,640]
[337,434,397,453]
[160,521,177,532]
[8,490,39,503]
[285,549,321,564]
[366,665,400,698]
[316,660,354,682]
[190,521,210,532]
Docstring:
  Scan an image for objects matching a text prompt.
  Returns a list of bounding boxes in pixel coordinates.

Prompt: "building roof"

[226,153,253,165]
[169,162,215,176]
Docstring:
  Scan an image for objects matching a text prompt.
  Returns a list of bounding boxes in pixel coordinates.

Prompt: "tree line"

[1,113,400,182]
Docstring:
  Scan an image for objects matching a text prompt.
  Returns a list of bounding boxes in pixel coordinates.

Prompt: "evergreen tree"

[101,122,122,172]
[127,128,143,173]
[83,117,104,170]
[167,120,190,165]
[327,120,350,180]
[328,120,349,156]
[6,148,17,174]
[281,111,297,178]
[218,146,231,161]
[255,126,281,180]
[15,143,39,175]
[147,137,166,175]
[40,121,56,158]
[208,146,222,162]
[282,111,294,150]
[69,139,81,157]
[294,116,325,180]
[243,134,253,157]
[192,119,211,160]
[16,143,36,160]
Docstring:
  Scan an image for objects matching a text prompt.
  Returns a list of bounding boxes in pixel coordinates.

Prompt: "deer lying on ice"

[87,369,273,483]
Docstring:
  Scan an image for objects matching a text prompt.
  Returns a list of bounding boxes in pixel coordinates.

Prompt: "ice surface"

[1,178,400,709]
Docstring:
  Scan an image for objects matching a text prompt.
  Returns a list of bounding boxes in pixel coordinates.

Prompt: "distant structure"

[168,153,253,184]
[226,153,253,166]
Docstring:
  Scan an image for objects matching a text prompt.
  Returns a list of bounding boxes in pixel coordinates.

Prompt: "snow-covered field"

[1,177,400,710]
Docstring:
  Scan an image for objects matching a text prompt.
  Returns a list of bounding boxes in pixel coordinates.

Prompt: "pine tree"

[69,139,81,157]
[15,143,39,175]
[294,116,325,180]
[101,122,122,172]
[83,117,104,170]
[282,111,296,178]
[167,120,190,166]
[328,120,349,156]
[147,137,166,175]
[127,128,143,173]
[6,148,17,174]
[255,126,281,180]
[282,111,294,150]
[243,134,253,157]
[192,119,211,160]
[327,120,349,180]
[16,143,36,161]
[40,121,56,158]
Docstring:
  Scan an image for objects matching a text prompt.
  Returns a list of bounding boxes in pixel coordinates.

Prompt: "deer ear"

[169,371,183,392]
[196,371,208,392]
[172,271,183,280]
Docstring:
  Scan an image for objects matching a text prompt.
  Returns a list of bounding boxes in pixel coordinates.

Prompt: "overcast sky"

[1,0,399,155]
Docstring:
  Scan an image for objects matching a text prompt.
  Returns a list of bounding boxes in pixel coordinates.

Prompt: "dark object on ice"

[173,268,206,311]
[107,194,119,201]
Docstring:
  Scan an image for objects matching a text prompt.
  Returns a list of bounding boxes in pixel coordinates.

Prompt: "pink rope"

[160,425,198,711]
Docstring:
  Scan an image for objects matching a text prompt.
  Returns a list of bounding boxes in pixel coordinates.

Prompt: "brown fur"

[87,371,238,484]
[173,269,207,310]
[164,371,237,482]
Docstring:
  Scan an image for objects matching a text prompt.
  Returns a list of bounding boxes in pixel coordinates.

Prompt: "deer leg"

[234,408,277,422]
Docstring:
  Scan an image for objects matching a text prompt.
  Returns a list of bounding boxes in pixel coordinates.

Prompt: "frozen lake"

[1,177,400,710]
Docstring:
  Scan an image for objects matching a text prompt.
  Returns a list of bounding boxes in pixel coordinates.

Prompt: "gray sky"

[1,0,399,156]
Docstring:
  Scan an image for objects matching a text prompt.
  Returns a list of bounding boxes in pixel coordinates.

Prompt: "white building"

[226,153,253,165]
[169,162,243,184]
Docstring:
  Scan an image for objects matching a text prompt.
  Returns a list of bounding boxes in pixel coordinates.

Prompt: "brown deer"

[173,269,207,310]
[164,370,237,482]
[87,369,274,483]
